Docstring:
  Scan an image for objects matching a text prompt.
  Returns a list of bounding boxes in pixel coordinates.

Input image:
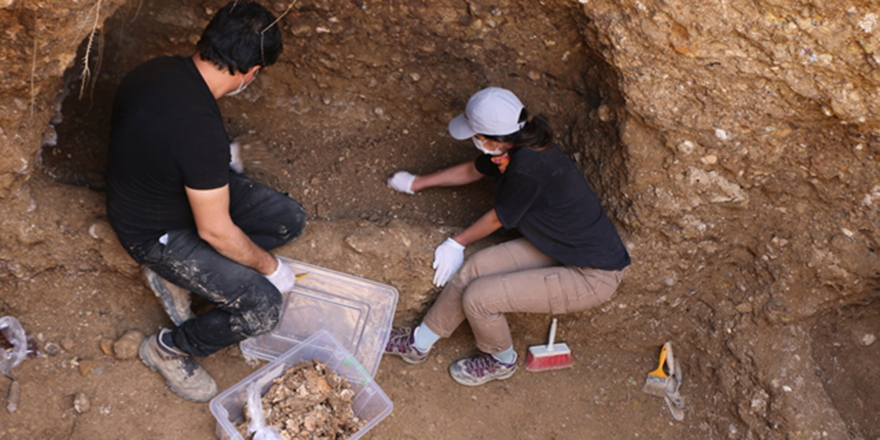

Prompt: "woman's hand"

[432,238,465,286]
[388,171,417,194]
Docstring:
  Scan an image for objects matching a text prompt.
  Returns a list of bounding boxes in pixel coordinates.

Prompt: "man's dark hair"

[196,1,283,74]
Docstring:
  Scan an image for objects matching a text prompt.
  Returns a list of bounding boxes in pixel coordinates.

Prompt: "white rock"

[677,140,696,154]
[861,333,876,346]
[74,392,90,413]
[714,129,729,140]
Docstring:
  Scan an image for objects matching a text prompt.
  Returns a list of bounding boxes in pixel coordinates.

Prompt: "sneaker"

[384,328,430,364]
[139,329,218,402]
[449,353,517,386]
[144,267,193,326]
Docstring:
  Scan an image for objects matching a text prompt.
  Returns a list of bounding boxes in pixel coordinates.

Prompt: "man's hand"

[432,238,465,286]
[388,171,416,194]
[265,257,296,293]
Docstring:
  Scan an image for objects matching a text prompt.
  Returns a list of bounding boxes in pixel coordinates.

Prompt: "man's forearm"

[200,227,278,275]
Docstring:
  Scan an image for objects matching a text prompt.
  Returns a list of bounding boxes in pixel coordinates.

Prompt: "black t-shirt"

[106,56,230,244]
[475,146,631,270]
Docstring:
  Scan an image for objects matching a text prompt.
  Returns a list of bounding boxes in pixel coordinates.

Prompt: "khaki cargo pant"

[423,238,625,354]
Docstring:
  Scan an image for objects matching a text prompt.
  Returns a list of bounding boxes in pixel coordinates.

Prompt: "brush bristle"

[524,351,573,372]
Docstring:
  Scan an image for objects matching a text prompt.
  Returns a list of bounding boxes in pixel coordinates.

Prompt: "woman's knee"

[461,283,495,318]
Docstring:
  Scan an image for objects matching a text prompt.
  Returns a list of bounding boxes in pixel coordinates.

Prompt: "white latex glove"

[230,141,244,174]
[265,256,296,293]
[432,238,465,287]
[388,171,416,194]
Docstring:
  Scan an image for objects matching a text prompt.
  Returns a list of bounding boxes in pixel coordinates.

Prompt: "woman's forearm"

[452,209,502,246]
[412,160,483,192]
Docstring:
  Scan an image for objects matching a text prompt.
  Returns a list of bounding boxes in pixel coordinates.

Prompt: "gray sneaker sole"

[138,338,216,402]
[387,350,429,365]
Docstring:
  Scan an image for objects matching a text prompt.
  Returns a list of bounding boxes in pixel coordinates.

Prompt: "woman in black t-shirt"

[384,87,631,386]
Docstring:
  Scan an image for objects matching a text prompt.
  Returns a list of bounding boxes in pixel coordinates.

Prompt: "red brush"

[525,317,573,372]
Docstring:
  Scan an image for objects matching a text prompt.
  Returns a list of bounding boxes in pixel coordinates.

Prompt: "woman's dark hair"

[483,108,553,151]
[196,1,283,74]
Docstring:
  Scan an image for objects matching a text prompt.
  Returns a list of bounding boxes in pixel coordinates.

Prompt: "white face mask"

[226,69,258,97]
[473,137,503,156]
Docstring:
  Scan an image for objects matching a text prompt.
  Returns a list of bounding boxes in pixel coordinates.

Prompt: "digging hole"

[810,299,880,439]
[43,0,626,227]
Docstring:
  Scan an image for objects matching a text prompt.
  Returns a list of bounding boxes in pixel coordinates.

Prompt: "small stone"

[78,358,94,376]
[290,24,312,37]
[597,104,611,122]
[701,154,718,165]
[74,392,90,414]
[99,338,114,356]
[736,303,754,314]
[113,330,145,360]
[861,333,876,346]
[60,338,74,352]
[714,129,729,141]
[527,70,542,81]
[6,380,20,414]
[44,342,60,356]
[677,140,697,155]
[303,416,316,432]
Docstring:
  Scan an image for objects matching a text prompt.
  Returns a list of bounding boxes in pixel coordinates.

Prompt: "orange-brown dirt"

[2,0,879,439]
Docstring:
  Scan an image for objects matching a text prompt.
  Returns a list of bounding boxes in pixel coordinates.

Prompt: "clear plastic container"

[211,330,393,440]
[240,257,398,378]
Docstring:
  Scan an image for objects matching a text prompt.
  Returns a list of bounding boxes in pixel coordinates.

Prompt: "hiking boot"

[384,328,430,364]
[449,352,517,386]
[144,267,193,326]
[139,329,217,402]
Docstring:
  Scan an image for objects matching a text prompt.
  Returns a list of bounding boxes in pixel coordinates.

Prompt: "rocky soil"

[1,0,879,439]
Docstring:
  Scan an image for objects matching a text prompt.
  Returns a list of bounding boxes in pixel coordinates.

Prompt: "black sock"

[160,330,177,351]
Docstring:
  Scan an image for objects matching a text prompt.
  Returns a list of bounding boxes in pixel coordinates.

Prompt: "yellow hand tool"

[641,342,671,397]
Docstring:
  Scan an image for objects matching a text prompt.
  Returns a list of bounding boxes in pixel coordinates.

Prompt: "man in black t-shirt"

[106,1,305,402]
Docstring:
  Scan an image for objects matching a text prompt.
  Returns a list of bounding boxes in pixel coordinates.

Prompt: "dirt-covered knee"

[277,200,307,244]
[234,289,283,337]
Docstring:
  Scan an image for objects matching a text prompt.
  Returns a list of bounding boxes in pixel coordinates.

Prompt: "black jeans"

[122,173,306,357]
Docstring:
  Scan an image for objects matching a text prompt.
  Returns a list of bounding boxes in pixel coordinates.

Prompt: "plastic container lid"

[211,330,393,440]
[239,257,398,378]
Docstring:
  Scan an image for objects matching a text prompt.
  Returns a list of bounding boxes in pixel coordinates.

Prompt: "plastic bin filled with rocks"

[240,257,398,378]
[211,330,393,440]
